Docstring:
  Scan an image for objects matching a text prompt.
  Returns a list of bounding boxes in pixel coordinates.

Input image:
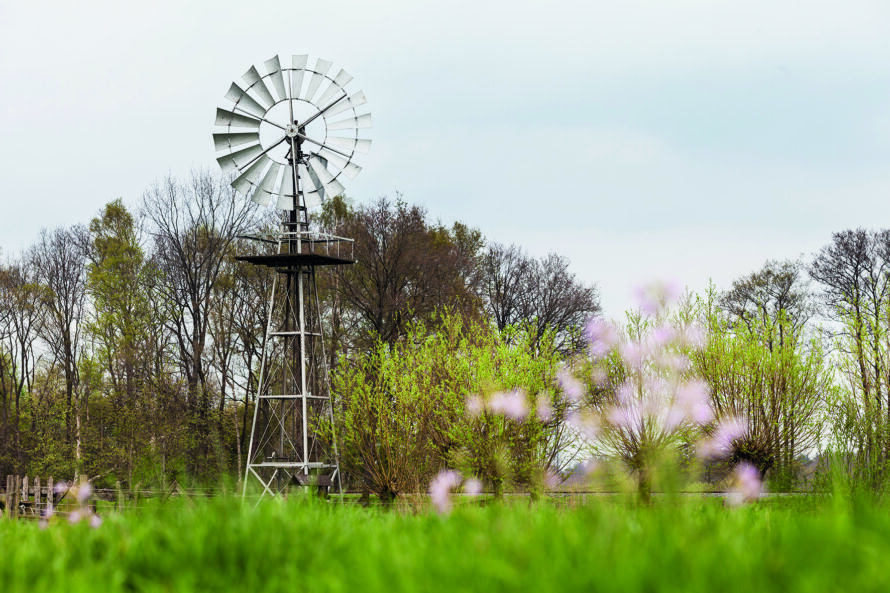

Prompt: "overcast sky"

[2,1,890,316]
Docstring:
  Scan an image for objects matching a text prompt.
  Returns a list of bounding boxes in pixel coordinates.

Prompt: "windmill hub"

[285,123,299,138]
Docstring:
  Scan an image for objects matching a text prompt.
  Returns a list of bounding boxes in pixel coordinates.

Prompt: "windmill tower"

[213,55,371,498]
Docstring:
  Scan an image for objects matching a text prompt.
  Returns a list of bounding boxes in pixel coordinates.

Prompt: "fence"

[1,475,57,519]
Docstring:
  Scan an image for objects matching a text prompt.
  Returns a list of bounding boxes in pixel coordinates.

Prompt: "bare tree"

[142,171,258,476]
[482,243,533,331]
[30,225,89,448]
[809,229,888,407]
[0,260,45,475]
[329,196,482,348]
[720,259,814,349]
[481,244,600,353]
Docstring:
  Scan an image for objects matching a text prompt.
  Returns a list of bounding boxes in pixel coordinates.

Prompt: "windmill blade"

[304,58,332,104]
[213,132,259,151]
[341,162,362,180]
[224,82,266,118]
[324,178,346,199]
[315,68,353,110]
[325,90,367,119]
[290,55,308,99]
[317,148,350,170]
[325,136,372,154]
[308,155,335,185]
[297,163,316,192]
[327,113,372,131]
[215,107,261,130]
[216,143,264,172]
[308,156,345,202]
[242,66,276,109]
[264,55,287,101]
[250,162,283,206]
[231,156,270,196]
[305,191,322,210]
[316,150,361,180]
[304,160,327,205]
[276,168,296,210]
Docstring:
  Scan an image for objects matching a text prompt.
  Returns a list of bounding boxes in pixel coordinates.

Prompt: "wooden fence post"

[48,476,54,507]
[3,475,11,519]
[34,477,41,515]
[116,480,123,511]
[12,475,21,519]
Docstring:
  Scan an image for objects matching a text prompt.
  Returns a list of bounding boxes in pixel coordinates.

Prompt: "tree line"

[0,171,599,487]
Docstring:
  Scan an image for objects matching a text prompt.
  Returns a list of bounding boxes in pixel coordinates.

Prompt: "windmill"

[213,55,370,498]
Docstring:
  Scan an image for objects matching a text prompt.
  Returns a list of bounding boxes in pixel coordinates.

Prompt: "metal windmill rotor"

[214,54,371,212]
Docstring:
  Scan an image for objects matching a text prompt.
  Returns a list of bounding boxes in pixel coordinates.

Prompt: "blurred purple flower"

[463,478,482,496]
[68,510,83,524]
[681,325,706,348]
[675,380,713,424]
[557,370,585,403]
[429,470,462,514]
[544,470,562,490]
[53,482,68,495]
[649,325,676,348]
[634,280,682,316]
[615,383,636,406]
[577,459,599,477]
[608,404,640,431]
[536,394,554,422]
[699,416,748,458]
[77,482,92,504]
[663,405,687,432]
[488,390,528,421]
[89,514,103,529]
[466,395,484,418]
[567,411,600,440]
[585,318,619,357]
[619,341,645,370]
[591,367,609,387]
[728,462,762,506]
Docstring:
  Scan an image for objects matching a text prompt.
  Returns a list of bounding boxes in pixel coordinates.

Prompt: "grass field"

[2,493,889,592]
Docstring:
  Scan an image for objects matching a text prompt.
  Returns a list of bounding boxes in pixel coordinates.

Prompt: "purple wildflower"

[89,514,103,529]
[536,394,554,422]
[675,380,713,424]
[634,279,682,316]
[76,481,92,504]
[544,470,561,490]
[567,411,600,440]
[557,370,585,403]
[699,416,748,458]
[466,395,484,418]
[488,390,528,421]
[619,341,645,370]
[463,478,482,496]
[649,325,676,348]
[576,459,599,477]
[727,462,762,506]
[585,318,619,357]
[681,325,706,348]
[429,470,462,514]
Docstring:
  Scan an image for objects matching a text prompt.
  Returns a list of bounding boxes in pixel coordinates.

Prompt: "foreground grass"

[1,494,889,592]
